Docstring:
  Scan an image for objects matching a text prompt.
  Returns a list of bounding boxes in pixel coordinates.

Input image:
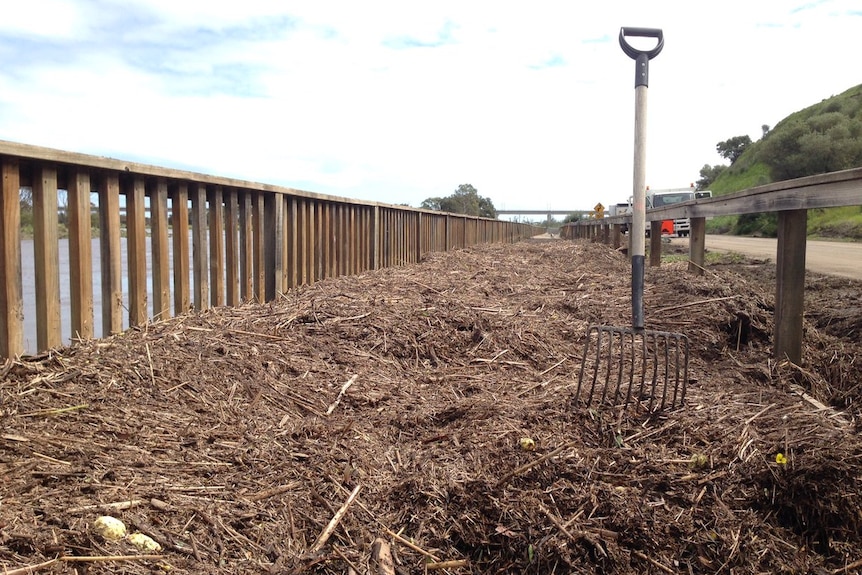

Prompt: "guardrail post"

[0,157,24,357]
[612,224,622,249]
[33,166,62,349]
[774,209,807,364]
[688,216,706,275]
[649,221,662,266]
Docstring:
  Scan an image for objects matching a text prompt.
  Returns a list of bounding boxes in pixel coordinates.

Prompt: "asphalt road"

[690,235,862,281]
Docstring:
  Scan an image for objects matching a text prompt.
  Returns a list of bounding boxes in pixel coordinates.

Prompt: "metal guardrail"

[0,140,544,358]
[559,166,862,364]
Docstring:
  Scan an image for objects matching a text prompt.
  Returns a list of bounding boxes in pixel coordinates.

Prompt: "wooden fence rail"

[0,140,543,358]
[559,166,862,364]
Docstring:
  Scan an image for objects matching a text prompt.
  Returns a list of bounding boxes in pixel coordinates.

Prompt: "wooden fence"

[560,166,862,364]
[0,140,543,358]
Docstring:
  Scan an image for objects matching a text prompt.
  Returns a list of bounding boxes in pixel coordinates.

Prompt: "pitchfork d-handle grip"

[619,27,663,87]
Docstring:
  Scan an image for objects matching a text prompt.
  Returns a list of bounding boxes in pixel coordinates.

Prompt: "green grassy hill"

[707,83,862,239]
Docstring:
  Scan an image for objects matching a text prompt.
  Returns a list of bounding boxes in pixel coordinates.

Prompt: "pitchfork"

[575,27,689,412]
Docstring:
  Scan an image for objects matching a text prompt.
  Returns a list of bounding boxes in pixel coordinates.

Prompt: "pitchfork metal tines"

[573,27,691,413]
[575,325,689,412]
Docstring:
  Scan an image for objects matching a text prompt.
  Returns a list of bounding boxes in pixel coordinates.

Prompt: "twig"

[538,504,607,558]
[426,559,470,570]
[743,403,775,426]
[330,481,441,562]
[2,558,59,575]
[229,328,290,341]
[1,433,28,442]
[326,375,359,415]
[515,379,555,398]
[246,481,300,502]
[32,452,71,466]
[632,550,675,574]
[788,381,851,426]
[309,484,361,553]
[833,557,862,574]
[67,499,145,513]
[19,404,88,417]
[471,349,509,364]
[384,528,439,561]
[495,442,575,488]
[624,420,677,444]
[406,277,443,295]
[332,545,363,574]
[62,554,162,562]
[330,312,373,323]
[371,538,396,575]
[538,358,567,377]
[653,295,739,313]
[145,342,156,387]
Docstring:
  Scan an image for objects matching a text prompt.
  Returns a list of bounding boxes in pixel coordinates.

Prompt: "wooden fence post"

[150,178,171,320]
[649,221,662,266]
[224,187,239,306]
[99,174,123,335]
[0,158,23,357]
[252,192,266,300]
[68,169,94,339]
[239,191,253,301]
[190,183,209,311]
[688,216,706,275]
[264,192,284,300]
[125,176,148,326]
[171,182,191,314]
[775,209,807,364]
[33,166,62,349]
[208,186,225,307]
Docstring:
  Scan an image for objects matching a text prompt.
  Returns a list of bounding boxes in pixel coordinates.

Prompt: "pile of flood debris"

[2,240,860,574]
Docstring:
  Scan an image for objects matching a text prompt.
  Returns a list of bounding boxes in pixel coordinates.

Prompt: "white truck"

[645,186,712,237]
[608,202,633,234]
[613,186,711,237]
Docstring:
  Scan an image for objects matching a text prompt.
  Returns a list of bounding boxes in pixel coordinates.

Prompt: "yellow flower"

[775,453,787,465]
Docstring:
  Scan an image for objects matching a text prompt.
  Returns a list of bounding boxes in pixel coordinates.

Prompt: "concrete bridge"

[497,210,583,217]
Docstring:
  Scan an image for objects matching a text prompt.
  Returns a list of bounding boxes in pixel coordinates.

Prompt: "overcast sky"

[1,1,858,214]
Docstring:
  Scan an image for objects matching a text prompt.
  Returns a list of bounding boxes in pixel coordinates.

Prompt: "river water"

[21,237,173,354]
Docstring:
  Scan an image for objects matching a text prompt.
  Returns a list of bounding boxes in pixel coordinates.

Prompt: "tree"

[716,135,752,163]
[695,164,726,190]
[760,114,862,181]
[420,184,497,218]
[420,197,443,211]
